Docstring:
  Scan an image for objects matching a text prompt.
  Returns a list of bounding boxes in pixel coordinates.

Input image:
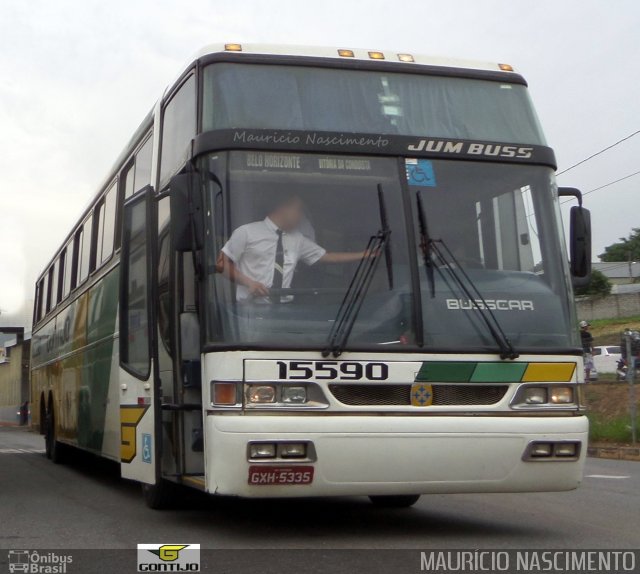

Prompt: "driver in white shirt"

[216,193,369,302]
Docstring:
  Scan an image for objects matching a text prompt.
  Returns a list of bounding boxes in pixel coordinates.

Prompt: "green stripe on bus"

[415,362,476,382]
[470,362,527,383]
[416,361,529,383]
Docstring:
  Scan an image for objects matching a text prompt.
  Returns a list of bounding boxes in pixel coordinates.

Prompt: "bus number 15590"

[276,361,389,381]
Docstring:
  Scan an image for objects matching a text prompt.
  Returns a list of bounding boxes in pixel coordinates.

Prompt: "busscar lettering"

[446,298,535,311]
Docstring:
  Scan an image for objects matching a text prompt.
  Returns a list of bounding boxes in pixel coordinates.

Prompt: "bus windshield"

[202,63,546,145]
[202,151,578,352]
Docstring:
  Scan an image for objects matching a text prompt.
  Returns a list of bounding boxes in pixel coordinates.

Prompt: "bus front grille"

[328,384,509,407]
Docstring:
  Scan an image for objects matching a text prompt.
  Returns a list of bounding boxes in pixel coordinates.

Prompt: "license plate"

[248,465,314,485]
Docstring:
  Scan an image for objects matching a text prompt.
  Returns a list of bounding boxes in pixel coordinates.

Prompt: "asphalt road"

[0,426,638,571]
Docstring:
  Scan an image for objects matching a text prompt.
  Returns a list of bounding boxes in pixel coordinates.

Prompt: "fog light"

[555,443,578,457]
[550,387,574,404]
[280,443,307,458]
[250,443,276,458]
[282,386,307,404]
[247,385,276,404]
[524,387,547,404]
[530,443,553,457]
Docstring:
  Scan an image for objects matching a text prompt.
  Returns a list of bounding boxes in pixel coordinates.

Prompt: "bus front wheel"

[44,407,66,464]
[369,495,421,508]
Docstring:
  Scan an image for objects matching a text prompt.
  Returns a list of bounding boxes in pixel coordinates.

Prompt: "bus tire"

[44,406,66,464]
[369,495,421,508]
[39,396,47,435]
[141,480,175,510]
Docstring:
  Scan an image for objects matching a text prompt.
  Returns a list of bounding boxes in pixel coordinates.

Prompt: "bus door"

[157,191,204,485]
[171,250,205,478]
[119,186,158,485]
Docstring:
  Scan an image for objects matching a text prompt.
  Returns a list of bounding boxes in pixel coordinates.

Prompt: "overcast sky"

[1,0,639,327]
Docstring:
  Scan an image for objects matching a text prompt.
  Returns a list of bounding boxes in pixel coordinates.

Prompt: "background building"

[0,327,31,425]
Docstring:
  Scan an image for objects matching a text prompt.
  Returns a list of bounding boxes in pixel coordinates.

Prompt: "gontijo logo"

[137,544,200,572]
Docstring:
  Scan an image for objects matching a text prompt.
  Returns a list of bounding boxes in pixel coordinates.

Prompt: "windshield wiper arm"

[378,184,394,290]
[415,192,519,360]
[323,185,392,358]
[416,192,436,298]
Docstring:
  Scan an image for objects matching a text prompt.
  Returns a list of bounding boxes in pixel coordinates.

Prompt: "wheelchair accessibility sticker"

[142,433,152,464]
[405,158,437,187]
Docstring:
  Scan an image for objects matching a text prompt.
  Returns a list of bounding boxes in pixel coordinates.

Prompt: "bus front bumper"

[205,414,588,497]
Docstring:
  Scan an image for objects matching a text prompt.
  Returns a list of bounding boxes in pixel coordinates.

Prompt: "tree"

[575,269,612,297]
[600,228,640,262]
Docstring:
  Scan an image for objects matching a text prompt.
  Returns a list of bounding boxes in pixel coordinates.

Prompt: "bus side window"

[57,251,65,304]
[76,218,92,285]
[134,135,153,193]
[159,74,195,186]
[123,132,152,200]
[95,181,117,266]
[62,243,72,299]
[46,265,55,313]
[71,230,81,291]
[35,278,45,322]
[78,216,93,284]
[123,163,135,199]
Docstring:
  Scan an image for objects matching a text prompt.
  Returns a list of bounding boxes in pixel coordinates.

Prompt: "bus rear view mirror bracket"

[170,172,204,252]
[558,187,592,287]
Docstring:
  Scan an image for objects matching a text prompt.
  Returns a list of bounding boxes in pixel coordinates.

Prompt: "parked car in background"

[592,345,622,376]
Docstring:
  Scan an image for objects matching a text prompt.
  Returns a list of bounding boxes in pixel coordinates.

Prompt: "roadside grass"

[586,382,640,444]
[588,412,640,443]
[587,315,640,346]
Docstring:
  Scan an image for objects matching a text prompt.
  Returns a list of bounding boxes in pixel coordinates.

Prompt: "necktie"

[273,229,284,289]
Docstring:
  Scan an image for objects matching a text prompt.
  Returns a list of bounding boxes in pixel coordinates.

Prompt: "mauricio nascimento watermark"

[420,551,638,573]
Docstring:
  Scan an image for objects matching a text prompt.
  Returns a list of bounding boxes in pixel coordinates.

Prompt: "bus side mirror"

[169,172,204,252]
[558,187,591,287]
[569,205,591,286]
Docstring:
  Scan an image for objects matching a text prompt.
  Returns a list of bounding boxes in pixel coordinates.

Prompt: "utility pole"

[624,332,638,444]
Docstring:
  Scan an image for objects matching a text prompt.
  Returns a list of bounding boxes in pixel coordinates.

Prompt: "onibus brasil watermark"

[7,551,72,573]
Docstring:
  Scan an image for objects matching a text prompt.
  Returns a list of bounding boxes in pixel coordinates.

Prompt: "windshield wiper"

[323,185,392,358]
[416,191,435,298]
[415,191,519,360]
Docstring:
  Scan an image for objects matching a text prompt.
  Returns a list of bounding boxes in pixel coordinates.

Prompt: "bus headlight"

[511,384,577,409]
[247,385,276,404]
[523,387,547,404]
[550,386,573,404]
[282,386,307,404]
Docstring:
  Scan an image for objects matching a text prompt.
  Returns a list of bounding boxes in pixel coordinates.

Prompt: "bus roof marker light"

[338,49,354,58]
[224,43,243,52]
[498,63,514,72]
[397,53,414,63]
[368,51,385,60]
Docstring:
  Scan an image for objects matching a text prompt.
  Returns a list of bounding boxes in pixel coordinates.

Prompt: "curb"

[588,445,640,461]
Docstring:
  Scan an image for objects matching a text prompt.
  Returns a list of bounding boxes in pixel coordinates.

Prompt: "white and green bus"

[31,44,592,508]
